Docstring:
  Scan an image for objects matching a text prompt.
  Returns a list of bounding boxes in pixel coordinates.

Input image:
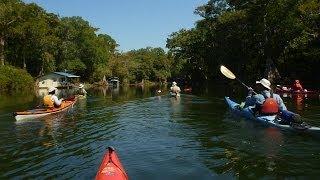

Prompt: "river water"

[1,85,320,179]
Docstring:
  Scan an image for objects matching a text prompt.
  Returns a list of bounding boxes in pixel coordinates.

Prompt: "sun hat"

[48,87,57,93]
[79,84,84,88]
[256,78,271,90]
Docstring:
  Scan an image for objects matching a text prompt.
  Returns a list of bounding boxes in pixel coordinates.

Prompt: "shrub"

[0,65,34,93]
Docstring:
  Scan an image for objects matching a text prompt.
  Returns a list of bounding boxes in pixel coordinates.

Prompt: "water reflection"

[1,85,320,179]
[262,128,284,158]
[279,92,320,113]
[293,94,304,112]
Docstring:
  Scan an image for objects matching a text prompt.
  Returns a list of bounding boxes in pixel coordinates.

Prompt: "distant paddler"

[292,79,307,92]
[76,83,87,98]
[170,81,181,97]
[43,87,64,108]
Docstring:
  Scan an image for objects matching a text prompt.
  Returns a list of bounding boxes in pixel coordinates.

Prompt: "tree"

[0,0,23,65]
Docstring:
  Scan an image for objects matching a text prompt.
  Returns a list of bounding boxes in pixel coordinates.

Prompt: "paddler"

[245,78,287,113]
[43,87,64,108]
[292,79,304,91]
[77,84,87,96]
[245,78,309,128]
[170,81,181,96]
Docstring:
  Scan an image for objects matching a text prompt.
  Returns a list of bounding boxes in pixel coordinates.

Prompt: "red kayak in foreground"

[96,147,128,180]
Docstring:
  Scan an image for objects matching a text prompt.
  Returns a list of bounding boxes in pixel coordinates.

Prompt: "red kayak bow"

[96,147,128,180]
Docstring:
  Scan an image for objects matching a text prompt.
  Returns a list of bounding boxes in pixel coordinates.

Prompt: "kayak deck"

[96,147,128,180]
[225,97,320,132]
[14,99,76,121]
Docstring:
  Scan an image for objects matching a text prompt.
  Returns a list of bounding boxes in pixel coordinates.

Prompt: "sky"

[23,0,208,52]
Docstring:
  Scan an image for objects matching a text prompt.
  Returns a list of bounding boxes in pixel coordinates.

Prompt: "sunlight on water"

[0,86,320,179]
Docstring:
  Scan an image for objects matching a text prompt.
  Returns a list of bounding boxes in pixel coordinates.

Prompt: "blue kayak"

[225,97,320,132]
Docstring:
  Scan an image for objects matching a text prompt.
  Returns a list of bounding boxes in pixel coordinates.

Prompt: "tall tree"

[0,0,23,65]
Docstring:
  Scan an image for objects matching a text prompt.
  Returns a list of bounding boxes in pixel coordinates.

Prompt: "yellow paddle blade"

[220,65,236,79]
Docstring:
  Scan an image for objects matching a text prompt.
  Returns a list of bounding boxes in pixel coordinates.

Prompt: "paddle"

[220,65,257,94]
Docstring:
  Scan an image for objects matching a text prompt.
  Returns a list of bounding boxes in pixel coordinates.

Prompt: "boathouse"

[38,72,80,88]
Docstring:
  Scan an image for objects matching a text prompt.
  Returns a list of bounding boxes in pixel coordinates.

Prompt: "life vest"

[43,95,54,108]
[260,93,279,115]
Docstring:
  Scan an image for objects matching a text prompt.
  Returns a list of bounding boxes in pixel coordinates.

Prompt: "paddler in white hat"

[43,87,64,108]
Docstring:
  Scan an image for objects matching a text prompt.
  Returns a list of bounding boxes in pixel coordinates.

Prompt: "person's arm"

[245,93,257,107]
[246,93,265,107]
[276,95,287,111]
[298,84,303,90]
[52,95,63,106]
[245,87,255,106]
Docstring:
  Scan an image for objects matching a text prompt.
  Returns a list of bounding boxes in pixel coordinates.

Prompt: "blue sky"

[23,0,208,52]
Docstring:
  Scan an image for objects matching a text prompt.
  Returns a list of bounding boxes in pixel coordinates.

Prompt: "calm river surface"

[1,85,320,179]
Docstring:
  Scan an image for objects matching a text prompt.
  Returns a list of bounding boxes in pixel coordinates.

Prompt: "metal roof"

[53,72,80,78]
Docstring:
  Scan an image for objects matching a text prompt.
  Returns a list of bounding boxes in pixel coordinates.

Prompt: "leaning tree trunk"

[265,58,281,83]
[23,55,26,69]
[263,12,281,83]
[0,36,4,66]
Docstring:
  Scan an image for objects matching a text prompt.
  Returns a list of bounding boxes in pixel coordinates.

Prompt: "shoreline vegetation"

[1,0,173,94]
[0,65,34,93]
[1,0,319,94]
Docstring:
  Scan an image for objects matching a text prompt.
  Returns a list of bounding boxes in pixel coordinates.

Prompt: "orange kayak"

[96,147,128,180]
[14,98,77,121]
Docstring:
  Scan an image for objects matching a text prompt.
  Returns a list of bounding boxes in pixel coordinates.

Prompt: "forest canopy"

[0,0,173,84]
[166,0,320,86]
[1,0,319,89]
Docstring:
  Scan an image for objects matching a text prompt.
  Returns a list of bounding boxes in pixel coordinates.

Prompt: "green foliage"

[59,59,86,75]
[1,1,118,82]
[0,65,34,93]
[167,0,320,85]
[1,1,175,86]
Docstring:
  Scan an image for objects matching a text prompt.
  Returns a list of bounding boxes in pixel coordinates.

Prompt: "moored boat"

[96,147,128,180]
[14,98,77,121]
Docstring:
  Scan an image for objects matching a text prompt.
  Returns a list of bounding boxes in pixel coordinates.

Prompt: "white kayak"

[14,98,77,121]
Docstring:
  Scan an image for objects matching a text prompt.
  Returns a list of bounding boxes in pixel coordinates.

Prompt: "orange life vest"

[43,95,54,108]
[261,93,279,114]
